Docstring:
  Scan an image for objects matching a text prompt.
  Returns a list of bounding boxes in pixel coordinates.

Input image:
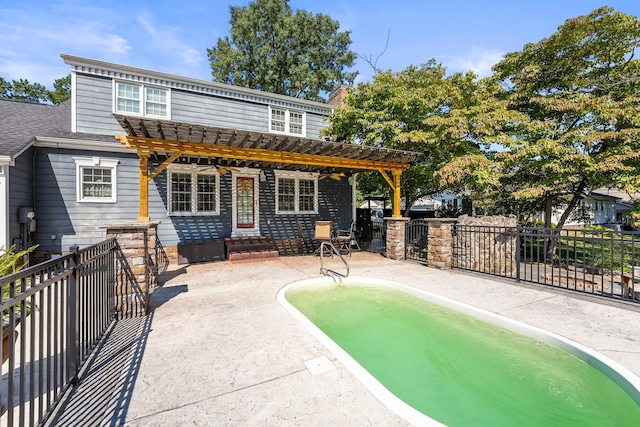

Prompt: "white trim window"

[74,157,119,203]
[269,106,305,136]
[275,171,318,214]
[114,81,170,118]
[168,165,220,216]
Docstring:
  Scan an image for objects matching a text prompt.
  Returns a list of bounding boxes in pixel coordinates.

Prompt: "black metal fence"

[355,209,387,254]
[405,219,429,264]
[369,221,387,254]
[452,225,640,304]
[1,238,130,426]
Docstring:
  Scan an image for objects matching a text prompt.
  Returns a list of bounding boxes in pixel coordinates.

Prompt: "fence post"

[516,225,521,282]
[100,221,160,318]
[424,219,457,269]
[67,245,80,384]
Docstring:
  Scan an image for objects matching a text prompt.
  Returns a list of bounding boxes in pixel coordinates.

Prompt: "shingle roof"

[0,99,72,158]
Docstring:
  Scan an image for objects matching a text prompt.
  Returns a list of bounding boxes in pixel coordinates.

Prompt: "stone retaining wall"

[454,215,517,275]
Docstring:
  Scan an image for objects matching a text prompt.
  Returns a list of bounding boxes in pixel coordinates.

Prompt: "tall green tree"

[440,7,640,228]
[47,75,71,105]
[0,77,48,103]
[207,0,357,102]
[322,61,501,215]
[0,74,71,105]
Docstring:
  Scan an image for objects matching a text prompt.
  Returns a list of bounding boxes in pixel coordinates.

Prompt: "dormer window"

[269,107,305,136]
[114,82,170,118]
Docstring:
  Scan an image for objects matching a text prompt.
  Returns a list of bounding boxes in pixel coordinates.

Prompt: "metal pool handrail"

[319,241,350,278]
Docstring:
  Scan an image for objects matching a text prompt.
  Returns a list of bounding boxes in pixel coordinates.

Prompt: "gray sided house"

[2,55,415,263]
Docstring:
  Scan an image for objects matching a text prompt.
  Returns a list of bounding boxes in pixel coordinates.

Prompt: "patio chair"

[296,220,314,254]
[313,220,334,256]
[334,221,359,256]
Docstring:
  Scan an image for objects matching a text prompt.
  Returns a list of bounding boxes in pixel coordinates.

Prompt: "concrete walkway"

[50,252,640,426]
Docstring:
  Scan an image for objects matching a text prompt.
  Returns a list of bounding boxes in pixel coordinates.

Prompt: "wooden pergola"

[114,115,418,221]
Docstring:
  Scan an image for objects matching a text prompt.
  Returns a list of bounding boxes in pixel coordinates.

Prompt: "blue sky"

[1,1,639,90]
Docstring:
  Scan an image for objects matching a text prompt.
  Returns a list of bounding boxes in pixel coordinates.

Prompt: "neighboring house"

[1,55,415,262]
[359,191,470,218]
[533,190,620,227]
[590,188,640,224]
[410,191,474,217]
[580,191,620,225]
[411,191,466,211]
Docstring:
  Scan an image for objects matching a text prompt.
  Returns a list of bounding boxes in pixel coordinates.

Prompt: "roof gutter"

[0,156,14,166]
[34,136,131,153]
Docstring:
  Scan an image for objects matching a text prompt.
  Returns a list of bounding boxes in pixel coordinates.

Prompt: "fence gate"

[405,219,429,263]
[356,209,387,254]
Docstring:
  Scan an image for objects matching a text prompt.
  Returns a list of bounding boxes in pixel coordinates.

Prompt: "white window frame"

[269,106,306,136]
[113,81,171,119]
[74,157,119,203]
[167,164,220,216]
[274,171,318,214]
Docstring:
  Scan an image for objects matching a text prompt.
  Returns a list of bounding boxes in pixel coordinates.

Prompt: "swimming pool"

[278,276,640,426]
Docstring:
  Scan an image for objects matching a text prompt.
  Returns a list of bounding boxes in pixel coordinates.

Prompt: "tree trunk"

[544,193,553,229]
[544,180,588,261]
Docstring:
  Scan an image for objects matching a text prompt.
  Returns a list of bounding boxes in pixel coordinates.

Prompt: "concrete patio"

[48,252,640,426]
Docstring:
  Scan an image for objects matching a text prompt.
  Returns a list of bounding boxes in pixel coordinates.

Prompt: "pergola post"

[392,170,402,218]
[138,153,150,222]
[378,169,405,218]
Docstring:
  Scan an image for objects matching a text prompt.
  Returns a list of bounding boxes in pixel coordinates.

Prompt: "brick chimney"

[328,86,348,108]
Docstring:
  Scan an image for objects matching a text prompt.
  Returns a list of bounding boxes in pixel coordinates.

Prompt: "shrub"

[1,245,38,277]
[1,245,39,318]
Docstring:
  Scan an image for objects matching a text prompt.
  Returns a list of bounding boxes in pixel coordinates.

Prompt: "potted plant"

[1,245,38,363]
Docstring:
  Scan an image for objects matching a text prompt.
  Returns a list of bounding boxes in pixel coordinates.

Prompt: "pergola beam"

[114,123,416,221]
[116,135,410,173]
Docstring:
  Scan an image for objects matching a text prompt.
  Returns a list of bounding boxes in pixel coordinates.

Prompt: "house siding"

[10,56,354,261]
[75,74,122,135]
[148,166,233,245]
[74,73,330,139]
[26,144,354,254]
[305,114,328,139]
[171,90,269,132]
[8,148,35,250]
[257,170,352,242]
[32,148,140,252]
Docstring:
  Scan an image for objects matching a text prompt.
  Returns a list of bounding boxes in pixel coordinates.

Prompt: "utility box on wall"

[18,207,36,234]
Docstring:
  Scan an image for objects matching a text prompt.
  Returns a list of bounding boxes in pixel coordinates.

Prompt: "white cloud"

[444,48,505,78]
[0,8,131,84]
[137,13,203,68]
[0,58,68,86]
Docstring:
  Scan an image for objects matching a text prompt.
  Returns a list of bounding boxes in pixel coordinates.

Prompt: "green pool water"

[286,283,640,427]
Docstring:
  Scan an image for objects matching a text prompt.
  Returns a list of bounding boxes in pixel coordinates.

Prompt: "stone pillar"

[101,221,160,318]
[423,218,457,269]
[385,217,410,260]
